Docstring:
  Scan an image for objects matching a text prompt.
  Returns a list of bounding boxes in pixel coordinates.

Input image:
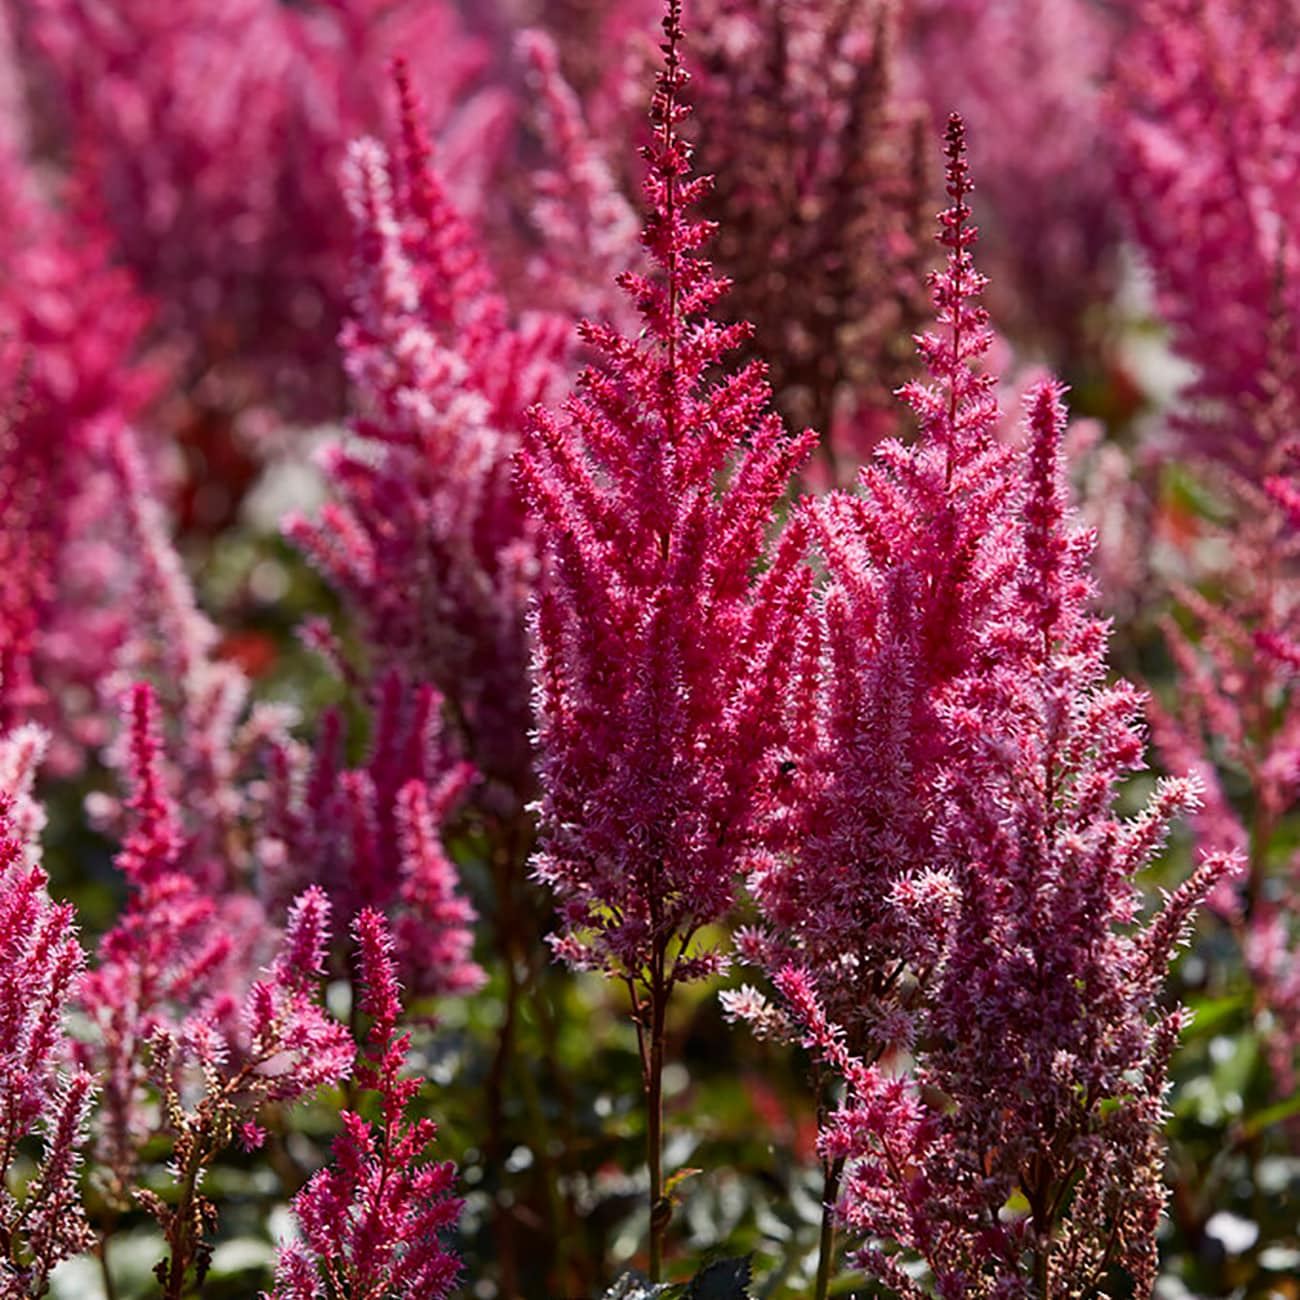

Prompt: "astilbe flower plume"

[690,0,930,479]
[1114,0,1300,1094]
[520,0,816,997]
[290,63,569,813]
[137,886,353,1300]
[738,114,1017,1065]
[517,28,641,325]
[73,414,482,1008]
[77,683,264,1203]
[1112,0,1300,480]
[748,119,1236,1298]
[0,728,96,1296]
[904,0,1123,370]
[258,674,483,1003]
[94,422,282,897]
[895,378,1235,1297]
[266,909,462,1300]
[71,687,356,1297]
[0,125,153,765]
[518,1,816,1275]
[1144,482,1300,1092]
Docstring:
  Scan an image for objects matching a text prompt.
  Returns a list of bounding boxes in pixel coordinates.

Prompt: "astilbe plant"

[904,0,1123,372]
[730,111,1018,1296]
[77,685,358,1296]
[1113,0,1300,1093]
[288,64,583,1288]
[290,61,569,816]
[745,118,1236,1299]
[77,683,273,1208]
[136,886,353,1300]
[517,28,641,325]
[883,379,1234,1298]
[85,417,483,1011]
[0,126,153,764]
[258,673,483,1004]
[97,421,277,896]
[518,0,817,1277]
[690,0,930,480]
[1112,0,1300,483]
[0,727,96,1297]
[475,0,659,112]
[266,909,462,1300]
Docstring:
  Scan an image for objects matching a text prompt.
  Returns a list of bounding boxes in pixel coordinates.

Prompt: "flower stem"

[813,1154,844,1300]
[646,967,668,1284]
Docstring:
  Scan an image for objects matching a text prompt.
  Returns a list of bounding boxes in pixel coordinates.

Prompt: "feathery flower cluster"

[98,423,273,895]
[0,123,153,760]
[1115,0,1300,1093]
[87,421,483,1006]
[77,683,266,1200]
[1113,0,1300,479]
[690,0,930,476]
[518,28,641,325]
[743,118,1235,1297]
[0,728,95,1295]
[897,375,1234,1295]
[519,0,817,988]
[520,6,816,1272]
[137,886,352,1298]
[290,64,569,811]
[267,909,462,1300]
[738,115,1015,1058]
[904,0,1122,368]
[259,675,483,1001]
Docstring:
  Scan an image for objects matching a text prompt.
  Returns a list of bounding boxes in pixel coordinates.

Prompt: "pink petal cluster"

[0,727,96,1294]
[743,117,1235,1297]
[518,0,817,984]
[1114,0,1300,1092]
[903,0,1122,366]
[0,124,154,765]
[136,885,353,1297]
[259,675,483,1002]
[77,684,265,1198]
[267,909,462,1300]
[1112,0,1300,478]
[687,0,930,475]
[290,65,569,810]
[741,114,1014,1051]
[517,28,641,324]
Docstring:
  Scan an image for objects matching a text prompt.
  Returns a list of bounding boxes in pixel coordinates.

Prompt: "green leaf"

[1181,992,1248,1041]
[1240,1089,1300,1140]
[684,1255,754,1300]
[664,1166,703,1202]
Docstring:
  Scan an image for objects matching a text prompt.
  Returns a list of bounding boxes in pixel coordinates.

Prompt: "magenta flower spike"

[738,113,1017,1067]
[290,63,570,813]
[266,910,462,1300]
[0,731,96,1296]
[17,0,507,429]
[518,0,817,1277]
[258,675,483,1002]
[1113,0,1300,481]
[1114,0,1300,1092]
[741,116,1236,1299]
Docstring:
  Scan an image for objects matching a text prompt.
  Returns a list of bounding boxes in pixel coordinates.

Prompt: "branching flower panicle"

[518,0,816,1275]
[266,910,462,1300]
